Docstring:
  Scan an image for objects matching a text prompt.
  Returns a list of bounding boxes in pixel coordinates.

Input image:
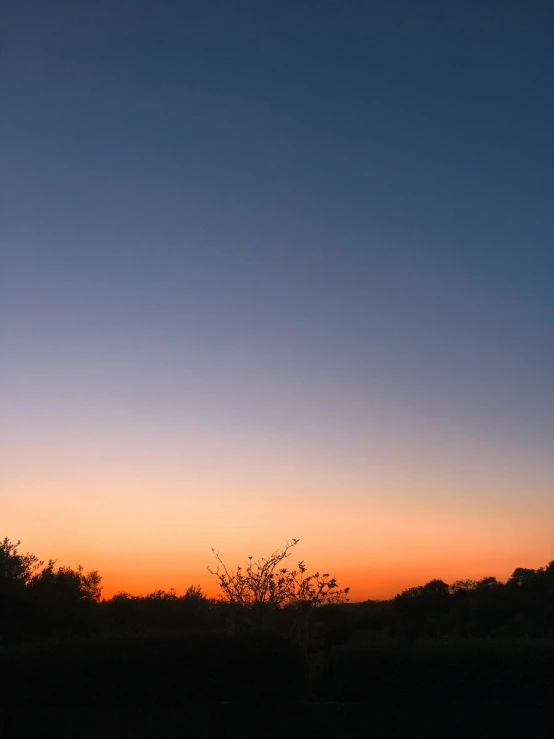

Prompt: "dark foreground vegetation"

[1,537,553,736]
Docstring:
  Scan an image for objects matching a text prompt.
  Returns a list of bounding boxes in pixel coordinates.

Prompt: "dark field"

[1,634,553,737]
[5,633,554,703]
[2,701,553,739]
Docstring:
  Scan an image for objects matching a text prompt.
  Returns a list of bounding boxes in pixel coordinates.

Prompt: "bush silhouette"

[208,538,350,615]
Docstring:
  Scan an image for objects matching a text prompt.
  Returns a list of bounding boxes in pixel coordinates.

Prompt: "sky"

[1,0,553,600]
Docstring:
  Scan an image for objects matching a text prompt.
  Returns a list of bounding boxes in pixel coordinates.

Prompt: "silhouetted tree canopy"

[0,537,42,590]
[1,535,554,647]
[0,538,102,643]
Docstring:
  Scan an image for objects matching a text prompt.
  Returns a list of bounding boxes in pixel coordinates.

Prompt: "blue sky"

[1,1,553,595]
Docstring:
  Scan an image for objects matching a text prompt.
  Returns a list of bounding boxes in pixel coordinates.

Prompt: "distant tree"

[0,538,42,591]
[145,588,179,601]
[393,579,452,638]
[422,579,450,597]
[0,538,43,641]
[208,539,350,614]
[508,567,539,588]
[449,579,477,595]
[475,576,500,591]
[183,584,206,601]
[26,561,103,637]
[101,591,139,634]
[30,561,102,602]
[395,579,449,602]
[1,539,103,640]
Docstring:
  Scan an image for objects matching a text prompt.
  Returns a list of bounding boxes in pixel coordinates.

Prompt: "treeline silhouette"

[2,536,553,644]
[1,536,554,708]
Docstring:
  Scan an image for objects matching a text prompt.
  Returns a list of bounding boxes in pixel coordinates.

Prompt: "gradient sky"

[2,1,553,600]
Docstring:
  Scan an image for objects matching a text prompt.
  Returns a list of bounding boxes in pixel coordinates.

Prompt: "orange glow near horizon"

[4,468,553,601]
[3,366,553,603]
